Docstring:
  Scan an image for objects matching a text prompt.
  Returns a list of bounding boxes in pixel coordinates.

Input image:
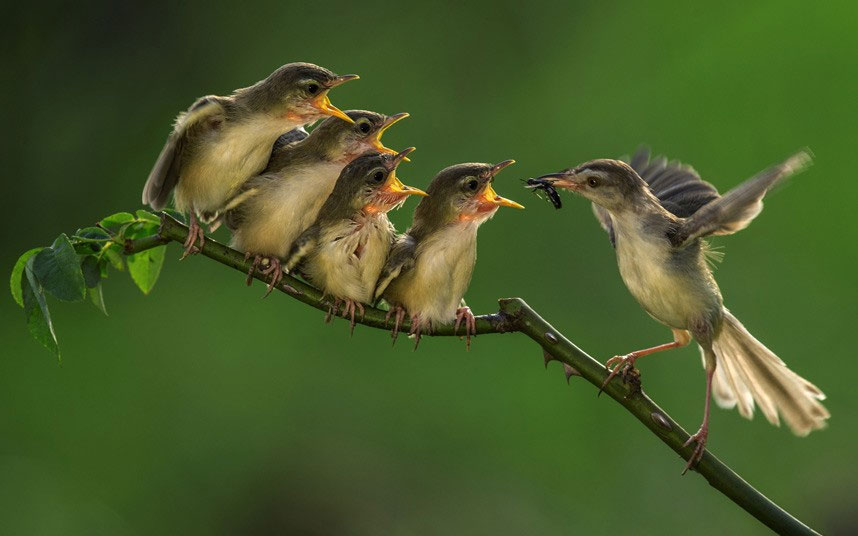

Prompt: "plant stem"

[144,213,818,535]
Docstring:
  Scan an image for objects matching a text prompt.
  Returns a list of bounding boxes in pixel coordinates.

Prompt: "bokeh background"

[3,1,857,534]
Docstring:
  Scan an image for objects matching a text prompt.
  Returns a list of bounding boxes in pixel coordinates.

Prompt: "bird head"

[259,62,358,124]
[311,110,409,162]
[332,148,426,215]
[415,160,524,228]
[528,159,646,212]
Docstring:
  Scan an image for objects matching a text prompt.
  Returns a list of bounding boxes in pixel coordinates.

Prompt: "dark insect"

[524,178,562,209]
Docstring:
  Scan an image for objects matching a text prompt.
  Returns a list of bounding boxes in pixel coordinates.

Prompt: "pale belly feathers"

[385,223,478,329]
[230,161,345,258]
[175,116,294,214]
[303,216,393,304]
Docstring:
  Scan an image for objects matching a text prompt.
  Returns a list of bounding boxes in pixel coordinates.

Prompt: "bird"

[374,160,524,348]
[141,62,358,258]
[224,110,410,295]
[282,148,426,332]
[528,147,828,472]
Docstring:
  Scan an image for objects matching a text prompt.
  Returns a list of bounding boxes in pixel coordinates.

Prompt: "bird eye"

[373,171,385,182]
[357,120,371,134]
[467,179,479,191]
[588,177,600,188]
[307,83,320,95]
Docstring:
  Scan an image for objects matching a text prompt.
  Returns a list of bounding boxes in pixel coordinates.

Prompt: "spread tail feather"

[706,309,829,436]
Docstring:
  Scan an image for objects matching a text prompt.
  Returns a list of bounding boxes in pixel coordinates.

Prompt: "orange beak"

[373,112,410,161]
[313,75,359,123]
[480,160,524,209]
[382,147,425,197]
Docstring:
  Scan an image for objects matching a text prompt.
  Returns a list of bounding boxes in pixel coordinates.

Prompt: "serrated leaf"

[135,210,161,224]
[32,234,86,302]
[22,261,60,360]
[99,212,135,230]
[10,247,43,308]
[126,245,166,294]
[80,255,101,288]
[89,283,107,316]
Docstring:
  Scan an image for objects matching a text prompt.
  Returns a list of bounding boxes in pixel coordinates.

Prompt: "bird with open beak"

[374,160,524,348]
[283,149,425,332]
[528,148,828,472]
[141,62,358,258]
[224,110,409,295]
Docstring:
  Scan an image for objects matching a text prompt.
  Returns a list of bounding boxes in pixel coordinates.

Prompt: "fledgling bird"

[374,160,524,348]
[283,148,426,332]
[141,62,358,257]
[224,110,409,294]
[530,148,828,472]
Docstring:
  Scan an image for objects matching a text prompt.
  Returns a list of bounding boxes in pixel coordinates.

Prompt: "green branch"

[154,214,818,535]
[12,211,820,535]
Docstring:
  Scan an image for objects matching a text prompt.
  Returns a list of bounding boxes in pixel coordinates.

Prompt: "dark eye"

[588,177,599,188]
[358,121,371,134]
[373,171,385,182]
[307,83,320,95]
[467,179,479,191]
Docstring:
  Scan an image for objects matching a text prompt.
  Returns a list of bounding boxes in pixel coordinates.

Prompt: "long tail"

[707,308,829,436]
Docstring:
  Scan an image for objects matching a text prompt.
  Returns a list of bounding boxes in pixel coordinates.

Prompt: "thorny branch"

[147,213,819,535]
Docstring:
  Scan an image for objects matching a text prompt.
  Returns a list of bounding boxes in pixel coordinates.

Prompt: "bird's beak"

[530,171,578,190]
[480,183,525,209]
[373,112,410,161]
[381,172,428,198]
[313,75,358,124]
[479,160,524,209]
[313,93,353,123]
[327,74,360,88]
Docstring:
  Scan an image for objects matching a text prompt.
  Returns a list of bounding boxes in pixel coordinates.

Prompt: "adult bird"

[374,160,524,348]
[141,62,358,257]
[283,148,426,331]
[224,110,409,295]
[529,148,828,472]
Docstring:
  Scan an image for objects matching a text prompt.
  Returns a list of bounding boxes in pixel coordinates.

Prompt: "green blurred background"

[3,1,857,534]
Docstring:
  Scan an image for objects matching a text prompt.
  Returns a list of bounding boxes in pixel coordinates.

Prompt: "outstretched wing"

[592,147,721,247]
[141,96,227,210]
[670,151,811,248]
[373,234,417,301]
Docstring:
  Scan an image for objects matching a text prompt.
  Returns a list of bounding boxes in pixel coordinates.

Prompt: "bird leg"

[409,316,431,351]
[180,212,205,260]
[325,298,343,323]
[339,299,365,336]
[385,304,408,345]
[599,329,691,395]
[682,365,715,474]
[454,306,477,351]
[244,253,263,286]
[260,257,284,298]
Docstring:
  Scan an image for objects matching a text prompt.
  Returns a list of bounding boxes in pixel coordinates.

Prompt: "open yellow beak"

[314,93,353,123]
[382,172,428,197]
[482,183,524,209]
[372,112,410,161]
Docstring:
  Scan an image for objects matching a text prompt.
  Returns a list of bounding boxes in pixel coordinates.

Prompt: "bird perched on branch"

[529,148,828,472]
[141,62,358,258]
[374,160,524,348]
[283,148,425,331]
[224,110,409,294]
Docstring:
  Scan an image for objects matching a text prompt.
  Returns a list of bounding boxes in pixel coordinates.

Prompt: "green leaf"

[32,234,86,302]
[89,283,107,316]
[102,243,124,271]
[99,212,135,230]
[22,261,60,360]
[80,255,101,288]
[76,226,112,241]
[135,210,161,224]
[126,245,166,294]
[10,247,44,307]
